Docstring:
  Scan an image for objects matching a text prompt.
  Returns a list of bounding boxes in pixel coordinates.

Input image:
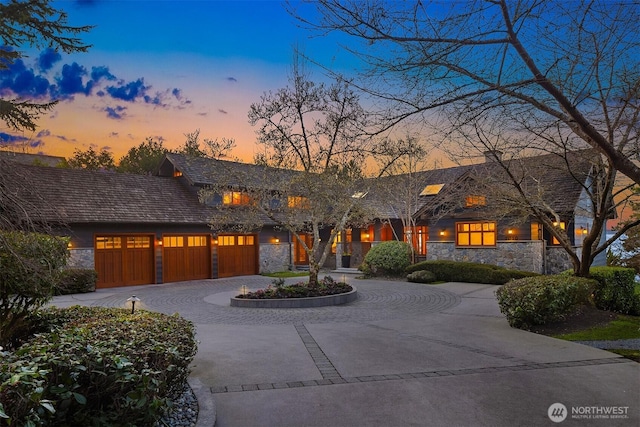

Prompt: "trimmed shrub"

[0,306,197,426]
[406,260,538,285]
[589,266,639,314]
[0,231,69,348]
[496,275,597,329]
[407,270,437,284]
[54,268,97,295]
[360,241,412,277]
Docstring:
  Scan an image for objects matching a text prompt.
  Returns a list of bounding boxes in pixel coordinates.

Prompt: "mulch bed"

[528,305,619,336]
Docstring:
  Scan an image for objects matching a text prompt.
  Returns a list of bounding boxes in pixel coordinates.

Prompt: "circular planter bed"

[230,286,357,308]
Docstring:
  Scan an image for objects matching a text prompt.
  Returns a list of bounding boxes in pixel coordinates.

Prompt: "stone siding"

[426,241,545,273]
[259,243,291,273]
[545,247,575,274]
[68,248,94,269]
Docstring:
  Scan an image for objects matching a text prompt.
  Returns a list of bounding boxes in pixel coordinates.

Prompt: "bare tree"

[201,57,411,285]
[295,0,640,186]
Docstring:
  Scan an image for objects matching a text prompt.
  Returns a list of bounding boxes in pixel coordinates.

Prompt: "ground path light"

[127,295,141,314]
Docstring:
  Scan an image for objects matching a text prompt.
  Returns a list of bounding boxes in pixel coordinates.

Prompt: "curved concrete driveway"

[52,275,639,426]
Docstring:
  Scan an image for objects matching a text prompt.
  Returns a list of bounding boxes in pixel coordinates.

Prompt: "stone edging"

[229,287,357,308]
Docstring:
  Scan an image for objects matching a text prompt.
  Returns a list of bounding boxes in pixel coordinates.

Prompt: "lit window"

[465,195,486,207]
[173,169,183,177]
[127,236,150,248]
[361,225,374,242]
[404,226,428,255]
[96,236,122,249]
[288,195,310,208]
[331,229,352,254]
[218,235,234,246]
[552,222,566,245]
[188,236,208,247]
[223,191,251,205]
[163,236,184,247]
[380,223,394,241]
[456,222,496,246]
[420,184,444,196]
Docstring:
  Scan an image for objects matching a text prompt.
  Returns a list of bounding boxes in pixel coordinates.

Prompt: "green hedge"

[406,260,538,285]
[496,275,597,329]
[0,306,197,426]
[588,267,639,314]
[407,270,437,284]
[360,241,412,277]
[54,268,98,295]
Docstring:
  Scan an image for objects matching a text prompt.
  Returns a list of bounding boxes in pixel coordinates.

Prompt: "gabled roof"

[414,150,595,220]
[1,160,213,224]
[158,153,304,190]
[0,151,65,167]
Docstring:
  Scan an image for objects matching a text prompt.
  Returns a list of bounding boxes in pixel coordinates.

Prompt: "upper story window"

[420,184,444,196]
[456,221,496,246]
[223,191,251,206]
[288,195,310,209]
[551,221,566,245]
[173,169,183,177]
[465,195,486,207]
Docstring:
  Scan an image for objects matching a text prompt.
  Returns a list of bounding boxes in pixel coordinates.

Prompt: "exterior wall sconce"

[67,241,73,249]
[439,229,446,236]
[274,237,280,244]
[213,239,218,245]
[127,295,141,314]
[579,226,588,235]
[507,229,514,235]
[157,239,163,246]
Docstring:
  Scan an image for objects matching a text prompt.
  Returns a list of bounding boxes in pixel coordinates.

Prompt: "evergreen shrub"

[360,241,412,277]
[406,260,538,285]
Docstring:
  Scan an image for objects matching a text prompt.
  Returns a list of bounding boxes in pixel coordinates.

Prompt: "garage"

[217,234,258,277]
[162,234,212,283]
[95,235,155,288]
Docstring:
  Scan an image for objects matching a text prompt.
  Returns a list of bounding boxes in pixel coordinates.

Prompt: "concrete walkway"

[51,276,640,426]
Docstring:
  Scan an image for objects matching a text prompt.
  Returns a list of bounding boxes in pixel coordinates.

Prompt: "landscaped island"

[230,276,357,308]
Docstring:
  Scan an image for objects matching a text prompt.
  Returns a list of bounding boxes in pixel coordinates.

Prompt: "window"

[287,195,310,208]
[331,229,352,254]
[188,236,208,247]
[404,226,428,255]
[96,236,121,249]
[420,184,444,196]
[218,235,234,246]
[380,223,394,241]
[551,222,566,245]
[223,191,251,205]
[173,169,183,177]
[127,236,150,248]
[361,225,374,242]
[456,222,496,246]
[531,223,543,240]
[237,235,255,245]
[465,195,486,207]
[163,236,184,247]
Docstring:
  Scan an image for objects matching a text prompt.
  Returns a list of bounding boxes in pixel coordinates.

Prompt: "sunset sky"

[0,0,357,162]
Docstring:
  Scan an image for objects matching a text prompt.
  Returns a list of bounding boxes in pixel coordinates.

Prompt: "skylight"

[352,191,368,199]
[420,184,444,196]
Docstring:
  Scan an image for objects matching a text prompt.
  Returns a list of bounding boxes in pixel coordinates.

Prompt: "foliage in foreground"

[406,260,538,285]
[406,270,437,284]
[496,275,597,330]
[0,306,197,426]
[0,231,69,349]
[588,267,640,315]
[360,241,412,277]
[237,276,351,299]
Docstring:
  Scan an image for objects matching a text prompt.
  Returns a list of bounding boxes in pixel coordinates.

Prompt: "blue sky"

[0,0,356,161]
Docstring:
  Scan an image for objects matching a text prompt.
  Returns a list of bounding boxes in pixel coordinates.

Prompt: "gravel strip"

[574,339,640,350]
[154,383,198,427]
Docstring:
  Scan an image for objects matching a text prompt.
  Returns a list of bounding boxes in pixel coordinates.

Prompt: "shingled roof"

[1,160,213,224]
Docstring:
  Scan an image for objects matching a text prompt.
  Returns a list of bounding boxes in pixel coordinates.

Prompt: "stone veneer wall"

[68,248,94,269]
[426,241,545,273]
[259,243,291,273]
[545,247,576,274]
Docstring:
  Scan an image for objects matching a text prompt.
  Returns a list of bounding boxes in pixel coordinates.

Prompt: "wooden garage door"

[217,234,258,277]
[162,235,211,283]
[95,235,154,288]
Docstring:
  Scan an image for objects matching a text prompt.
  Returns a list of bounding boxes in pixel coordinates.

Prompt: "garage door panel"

[218,234,257,278]
[95,235,153,288]
[162,235,211,283]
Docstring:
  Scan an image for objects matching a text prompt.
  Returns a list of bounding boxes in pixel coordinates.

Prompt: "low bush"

[360,241,412,277]
[406,260,538,285]
[588,266,639,315]
[54,268,97,295]
[0,306,197,426]
[496,275,597,329]
[407,270,437,284]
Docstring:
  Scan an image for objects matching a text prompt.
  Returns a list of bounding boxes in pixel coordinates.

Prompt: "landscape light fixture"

[127,295,141,314]
[241,285,248,296]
